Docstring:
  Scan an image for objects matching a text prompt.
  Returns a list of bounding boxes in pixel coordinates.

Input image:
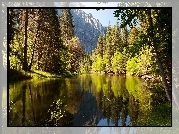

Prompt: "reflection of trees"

[65,78,84,114]
[79,74,92,91]
[22,84,26,126]
[9,79,66,126]
[125,76,151,126]
[149,82,168,107]
[128,95,139,126]
[111,97,123,126]
[120,99,129,126]
[9,74,170,126]
[96,90,103,112]
[84,74,130,126]
[29,83,36,125]
[80,74,169,126]
[125,76,171,126]
[9,82,28,126]
[126,76,152,113]
[46,78,88,126]
[65,90,84,115]
[46,99,74,126]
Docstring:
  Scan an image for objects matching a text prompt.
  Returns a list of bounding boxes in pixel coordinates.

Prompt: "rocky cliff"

[56,2,107,53]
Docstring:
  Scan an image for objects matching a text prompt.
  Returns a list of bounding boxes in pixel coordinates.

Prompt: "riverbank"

[138,102,171,126]
[88,71,162,83]
[9,69,74,82]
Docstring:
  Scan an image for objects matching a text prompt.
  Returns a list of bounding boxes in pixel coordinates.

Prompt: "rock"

[57,4,107,53]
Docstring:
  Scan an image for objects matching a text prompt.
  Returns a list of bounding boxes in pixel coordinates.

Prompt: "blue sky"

[54,2,122,27]
[81,2,120,27]
[81,9,119,27]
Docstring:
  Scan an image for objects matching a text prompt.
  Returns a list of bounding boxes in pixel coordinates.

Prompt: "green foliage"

[111,76,129,100]
[95,34,104,57]
[9,9,65,74]
[91,54,105,73]
[138,102,171,126]
[126,56,138,75]
[112,8,172,102]
[90,21,129,74]
[128,26,139,49]
[111,51,127,74]
[10,55,22,70]
[79,54,92,73]
[9,8,84,79]
[126,46,158,77]
[65,36,84,73]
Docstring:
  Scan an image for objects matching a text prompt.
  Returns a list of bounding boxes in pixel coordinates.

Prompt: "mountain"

[56,2,107,53]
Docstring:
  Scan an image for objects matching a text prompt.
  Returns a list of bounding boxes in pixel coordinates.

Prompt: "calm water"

[9,74,171,126]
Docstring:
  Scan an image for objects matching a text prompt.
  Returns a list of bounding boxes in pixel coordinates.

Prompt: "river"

[9,74,171,126]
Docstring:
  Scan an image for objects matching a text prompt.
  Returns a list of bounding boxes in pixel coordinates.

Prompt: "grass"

[9,69,32,82]
[9,69,73,82]
[28,70,62,78]
[138,102,171,126]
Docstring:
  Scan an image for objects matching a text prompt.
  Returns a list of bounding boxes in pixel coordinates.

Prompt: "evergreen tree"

[120,27,128,49]
[66,36,84,73]
[8,9,20,44]
[112,50,127,74]
[95,34,104,58]
[111,21,121,53]
[128,26,139,48]
[59,9,75,43]
[9,9,64,73]
[79,54,92,73]
[38,9,64,73]
[103,23,113,72]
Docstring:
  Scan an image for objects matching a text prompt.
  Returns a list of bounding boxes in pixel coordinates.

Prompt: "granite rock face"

[56,2,107,53]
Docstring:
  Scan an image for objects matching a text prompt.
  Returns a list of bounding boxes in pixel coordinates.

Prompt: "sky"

[81,2,120,27]
[54,2,121,27]
[81,9,119,27]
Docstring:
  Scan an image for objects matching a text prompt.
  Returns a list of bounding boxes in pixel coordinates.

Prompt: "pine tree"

[119,26,128,51]
[66,36,84,73]
[112,21,121,53]
[128,26,139,48]
[37,9,64,73]
[96,34,104,58]
[59,9,75,43]
[103,23,113,72]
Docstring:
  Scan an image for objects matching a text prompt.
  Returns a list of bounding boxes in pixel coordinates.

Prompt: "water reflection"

[9,74,171,126]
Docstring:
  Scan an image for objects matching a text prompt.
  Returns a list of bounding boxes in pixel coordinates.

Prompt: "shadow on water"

[9,74,171,126]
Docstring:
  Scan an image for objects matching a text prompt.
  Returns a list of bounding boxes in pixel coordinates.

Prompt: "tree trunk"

[23,9,28,71]
[153,45,171,102]
[28,24,40,71]
[147,9,171,102]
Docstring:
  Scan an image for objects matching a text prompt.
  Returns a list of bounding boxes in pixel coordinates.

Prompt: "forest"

[9,8,172,103]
